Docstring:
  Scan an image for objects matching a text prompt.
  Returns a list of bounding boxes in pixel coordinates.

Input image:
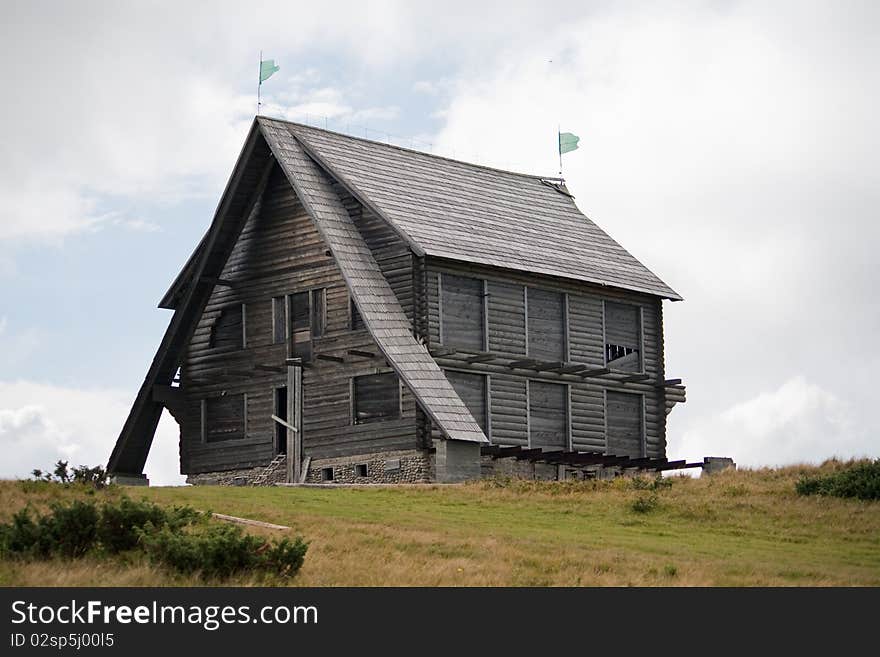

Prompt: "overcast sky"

[1,1,877,485]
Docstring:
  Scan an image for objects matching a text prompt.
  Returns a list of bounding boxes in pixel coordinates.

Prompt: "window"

[210,304,245,350]
[445,370,489,436]
[604,301,642,372]
[203,393,246,443]
[274,386,287,454]
[605,391,644,457]
[321,467,334,482]
[277,289,326,359]
[528,381,568,449]
[527,288,566,362]
[350,295,364,330]
[441,274,485,351]
[352,372,400,424]
[355,463,368,477]
[272,296,286,345]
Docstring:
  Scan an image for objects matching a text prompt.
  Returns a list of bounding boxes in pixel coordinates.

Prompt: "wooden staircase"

[251,453,286,486]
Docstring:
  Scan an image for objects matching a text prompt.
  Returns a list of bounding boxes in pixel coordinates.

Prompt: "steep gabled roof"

[162,117,680,308]
[273,118,681,301]
[259,119,487,444]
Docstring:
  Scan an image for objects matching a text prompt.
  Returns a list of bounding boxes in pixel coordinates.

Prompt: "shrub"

[796,460,880,501]
[138,523,308,580]
[629,475,672,492]
[29,462,108,488]
[630,493,659,514]
[97,499,201,554]
[0,501,100,558]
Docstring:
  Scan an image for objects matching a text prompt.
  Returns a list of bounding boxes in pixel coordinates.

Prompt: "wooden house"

[107,117,686,485]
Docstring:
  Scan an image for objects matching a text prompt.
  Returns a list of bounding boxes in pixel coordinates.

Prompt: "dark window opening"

[210,304,244,350]
[287,289,326,361]
[272,296,286,345]
[606,391,644,458]
[604,301,642,372]
[355,463,368,477]
[441,274,485,351]
[353,372,400,424]
[528,381,568,450]
[321,467,334,482]
[204,393,246,443]
[350,295,364,330]
[274,386,287,454]
[445,370,489,436]
[527,288,566,362]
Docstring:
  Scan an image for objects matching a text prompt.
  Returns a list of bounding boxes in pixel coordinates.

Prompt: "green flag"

[558,131,580,155]
[260,59,280,84]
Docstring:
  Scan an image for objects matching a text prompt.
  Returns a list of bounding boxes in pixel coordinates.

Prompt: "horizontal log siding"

[179,168,417,474]
[426,258,668,458]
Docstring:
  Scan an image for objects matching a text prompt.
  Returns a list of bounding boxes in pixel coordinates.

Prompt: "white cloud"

[673,377,870,467]
[0,381,184,485]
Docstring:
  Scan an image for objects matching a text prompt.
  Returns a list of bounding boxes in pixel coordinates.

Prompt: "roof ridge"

[258,115,558,183]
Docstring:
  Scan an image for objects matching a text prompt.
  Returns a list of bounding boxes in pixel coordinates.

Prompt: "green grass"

[1,460,879,586]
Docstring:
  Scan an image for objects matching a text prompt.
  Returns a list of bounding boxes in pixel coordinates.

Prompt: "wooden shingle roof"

[259,120,488,444]
[270,118,681,301]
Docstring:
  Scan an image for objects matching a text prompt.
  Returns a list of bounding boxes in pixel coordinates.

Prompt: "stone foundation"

[304,449,433,484]
[186,462,287,486]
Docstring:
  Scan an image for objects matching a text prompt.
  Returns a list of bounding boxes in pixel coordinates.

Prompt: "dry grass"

[1,460,878,586]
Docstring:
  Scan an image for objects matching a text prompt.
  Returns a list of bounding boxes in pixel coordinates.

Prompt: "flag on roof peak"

[260,59,280,84]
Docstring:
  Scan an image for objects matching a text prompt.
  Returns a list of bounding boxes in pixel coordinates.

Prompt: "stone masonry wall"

[304,449,434,484]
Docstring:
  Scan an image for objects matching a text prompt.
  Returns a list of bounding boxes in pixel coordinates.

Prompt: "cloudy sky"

[1,1,876,485]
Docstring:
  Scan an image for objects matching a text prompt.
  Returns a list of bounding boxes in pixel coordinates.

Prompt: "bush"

[630,493,659,514]
[138,523,308,580]
[796,460,880,501]
[30,461,108,488]
[0,497,307,581]
[0,501,99,558]
[97,499,201,554]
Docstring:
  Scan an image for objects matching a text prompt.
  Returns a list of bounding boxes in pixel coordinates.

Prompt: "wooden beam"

[465,353,496,364]
[618,373,651,383]
[553,364,588,375]
[271,415,298,433]
[347,349,376,359]
[316,354,345,363]
[534,361,565,372]
[221,368,254,378]
[579,367,610,379]
[662,378,683,386]
[211,513,289,531]
[514,448,544,460]
[507,359,537,369]
[200,276,236,288]
[254,364,285,373]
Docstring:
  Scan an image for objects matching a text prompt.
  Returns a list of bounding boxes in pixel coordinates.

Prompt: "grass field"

[1,461,878,586]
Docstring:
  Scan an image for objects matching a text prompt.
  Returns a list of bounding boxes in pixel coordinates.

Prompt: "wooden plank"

[211,512,289,531]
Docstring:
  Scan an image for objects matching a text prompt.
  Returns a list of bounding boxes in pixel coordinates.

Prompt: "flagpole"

[257,50,262,115]
[558,125,563,177]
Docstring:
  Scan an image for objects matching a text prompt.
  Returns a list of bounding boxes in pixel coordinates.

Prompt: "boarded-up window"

[605,391,644,457]
[353,372,400,424]
[528,381,568,449]
[203,393,245,443]
[441,274,485,351]
[210,304,244,350]
[446,370,488,436]
[288,289,326,361]
[604,301,642,372]
[527,288,566,362]
[487,281,526,355]
[350,295,364,330]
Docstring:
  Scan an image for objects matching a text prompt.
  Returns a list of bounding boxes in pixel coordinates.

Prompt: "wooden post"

[286,357,303,483]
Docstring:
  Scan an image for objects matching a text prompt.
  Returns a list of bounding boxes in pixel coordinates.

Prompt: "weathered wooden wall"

[178,168,417,474]
[426,258,668,458]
